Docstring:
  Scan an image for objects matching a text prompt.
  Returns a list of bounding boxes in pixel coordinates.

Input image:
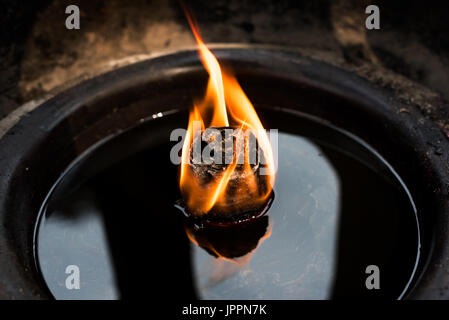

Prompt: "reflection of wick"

[186,218,272,286]
[186,216,271,259]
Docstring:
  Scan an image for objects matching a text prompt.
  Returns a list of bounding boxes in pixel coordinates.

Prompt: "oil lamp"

[178,12,276,224]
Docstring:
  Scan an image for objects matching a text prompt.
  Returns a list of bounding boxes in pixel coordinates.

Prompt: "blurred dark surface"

[1,0,449,124]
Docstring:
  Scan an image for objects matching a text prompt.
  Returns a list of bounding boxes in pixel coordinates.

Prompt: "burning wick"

[177,9,276,224]
[181,126,274,223]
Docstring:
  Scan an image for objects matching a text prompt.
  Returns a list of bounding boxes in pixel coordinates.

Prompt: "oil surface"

[36,109,420,299]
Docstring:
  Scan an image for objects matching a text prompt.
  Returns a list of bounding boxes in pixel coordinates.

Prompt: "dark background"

[1,0,449,133]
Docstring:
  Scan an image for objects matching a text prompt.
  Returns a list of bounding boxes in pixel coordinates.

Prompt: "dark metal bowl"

[0,45,448,299]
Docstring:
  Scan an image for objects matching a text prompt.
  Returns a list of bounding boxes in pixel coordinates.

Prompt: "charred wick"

[177,126,274,225]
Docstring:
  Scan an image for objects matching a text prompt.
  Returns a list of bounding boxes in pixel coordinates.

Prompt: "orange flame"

[180,12,276,216]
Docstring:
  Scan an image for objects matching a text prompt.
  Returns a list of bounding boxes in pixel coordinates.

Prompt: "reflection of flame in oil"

[212,225,272,286]
[186,221,272,265]
[179,9,276,216]
[186,220,273,285]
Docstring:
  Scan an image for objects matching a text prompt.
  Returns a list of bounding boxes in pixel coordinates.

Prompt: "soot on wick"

[177,9,276,225]
[180,126,273,224]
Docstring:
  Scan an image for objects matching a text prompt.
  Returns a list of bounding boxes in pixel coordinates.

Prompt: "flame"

[180,12,276,216]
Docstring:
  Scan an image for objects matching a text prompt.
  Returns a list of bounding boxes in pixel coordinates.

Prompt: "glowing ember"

[179,11,276,220]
